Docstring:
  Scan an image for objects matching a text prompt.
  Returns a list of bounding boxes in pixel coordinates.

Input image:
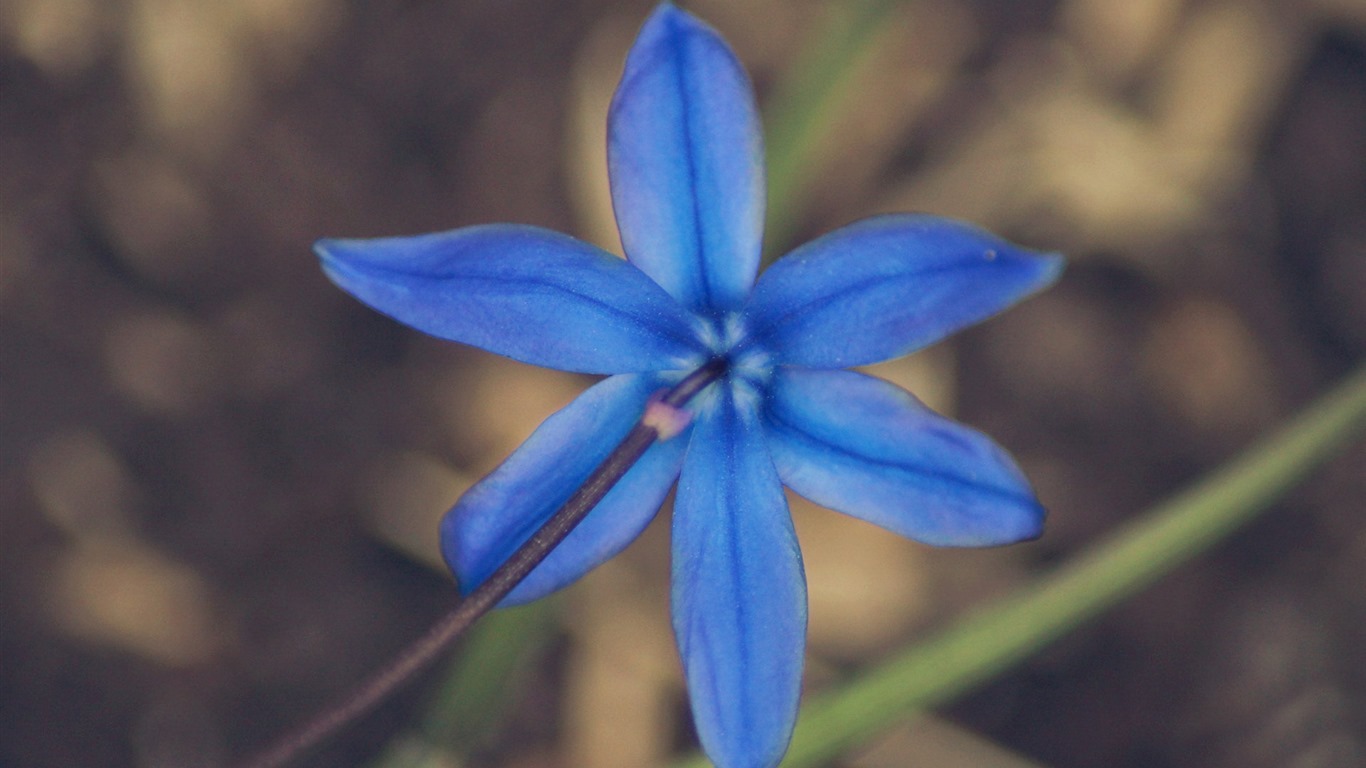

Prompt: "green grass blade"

[763,0,903,256]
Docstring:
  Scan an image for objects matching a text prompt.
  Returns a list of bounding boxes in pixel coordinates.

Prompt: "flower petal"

[317,225,705,374]
[672,386,806,768]
[608,4,764,313]
[763,368,1044,546]
[744,215,1064,368]
[440,374,687,605]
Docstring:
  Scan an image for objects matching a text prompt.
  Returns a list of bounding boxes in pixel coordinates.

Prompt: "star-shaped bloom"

[317,4,1061,767]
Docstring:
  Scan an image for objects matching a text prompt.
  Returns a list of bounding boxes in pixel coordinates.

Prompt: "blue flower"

[316,4,1061,767]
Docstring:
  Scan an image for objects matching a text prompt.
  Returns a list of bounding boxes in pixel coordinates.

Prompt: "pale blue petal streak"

[608,4,764,313]
[744,215,1064,368]
[316,225,704,375]
[764,369,1044,546]
[672,389,805,768]
[440,374,687,605]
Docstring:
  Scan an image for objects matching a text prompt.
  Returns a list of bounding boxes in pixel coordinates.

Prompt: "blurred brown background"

[2,0,1364,766]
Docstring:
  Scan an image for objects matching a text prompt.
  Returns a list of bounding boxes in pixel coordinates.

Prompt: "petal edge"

[763,368,1045,547]
[609,4,765,313]
[440,374,687,605]
[317,224,705,374]
[672,388,806,768]
[745,215,1063,368]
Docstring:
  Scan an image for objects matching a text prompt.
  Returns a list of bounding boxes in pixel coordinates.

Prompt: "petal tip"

[313,237,374,272]
[314,238,361,286]
[1011,499,1048,543]
[1033,251,1067,287]
[312,237,344,263]
[646,1,703,31]
[932,496,1047,548]
[980,495,1047,546]
[954,482,1048,547]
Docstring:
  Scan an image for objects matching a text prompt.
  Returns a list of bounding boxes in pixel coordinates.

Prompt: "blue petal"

[440,374,688,605]
[608,4,764,313]
[672,386,805,768]
[763,369,1044,546]
[317,225,706,375]
[743,215,1064,368]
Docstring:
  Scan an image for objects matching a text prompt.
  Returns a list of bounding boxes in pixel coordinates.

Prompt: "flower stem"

[236,359,727,768]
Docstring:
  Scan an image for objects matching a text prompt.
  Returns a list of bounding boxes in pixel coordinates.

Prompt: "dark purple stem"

[236,359,726,768]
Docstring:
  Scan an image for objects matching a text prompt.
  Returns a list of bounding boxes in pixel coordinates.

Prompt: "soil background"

[2,1,1364,767]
